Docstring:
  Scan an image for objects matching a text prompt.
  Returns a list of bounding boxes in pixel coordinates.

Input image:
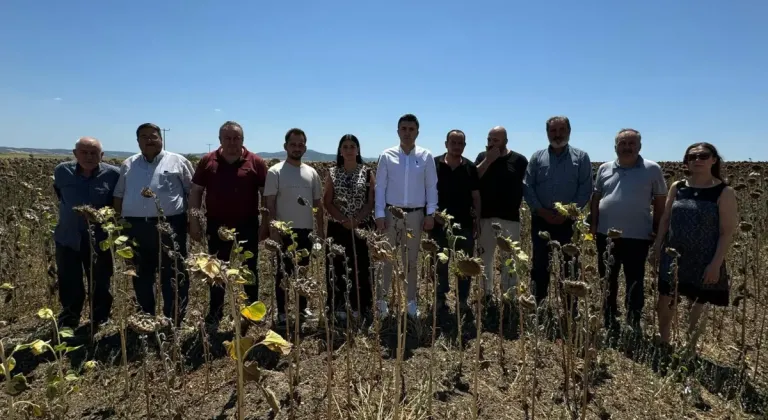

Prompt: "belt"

[386,204,424,213]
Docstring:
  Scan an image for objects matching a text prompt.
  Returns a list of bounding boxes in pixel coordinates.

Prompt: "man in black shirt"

[433,129,481,309]
[475,126,529,297]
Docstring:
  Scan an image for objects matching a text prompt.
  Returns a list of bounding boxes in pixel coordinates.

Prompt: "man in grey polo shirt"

[590,128,667,329]
[114,123,194,325]
[53,137,120,331]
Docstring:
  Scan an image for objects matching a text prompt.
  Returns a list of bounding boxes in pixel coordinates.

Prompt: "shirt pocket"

[157,172,181,193]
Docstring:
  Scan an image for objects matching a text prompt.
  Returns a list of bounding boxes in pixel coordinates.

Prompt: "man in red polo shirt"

[189,121,268,324]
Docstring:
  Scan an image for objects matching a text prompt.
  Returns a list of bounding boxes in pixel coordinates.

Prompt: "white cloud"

[53,97,62,101]
[214,108,221,112]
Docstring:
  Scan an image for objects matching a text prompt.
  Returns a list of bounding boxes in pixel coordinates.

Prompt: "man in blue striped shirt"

[114,123,194,325]
[524,116,593,305]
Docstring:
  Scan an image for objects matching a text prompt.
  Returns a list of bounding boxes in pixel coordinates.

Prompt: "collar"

[215,146,248,163]
[612,155,644,169]
[439,153,466,166]
[142,150,166,164]
[75,162,102,177]
[399,145,418,156]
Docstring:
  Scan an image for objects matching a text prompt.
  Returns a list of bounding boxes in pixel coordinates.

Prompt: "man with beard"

[374,113,438,318]
[114,123,194,326]
[433,129,480,311]
[261,128,324,323]
[53,137,120,332]
[474,126,528,300]
[524,116,592,305]
[590,128,667,329]
[189,121,268,326]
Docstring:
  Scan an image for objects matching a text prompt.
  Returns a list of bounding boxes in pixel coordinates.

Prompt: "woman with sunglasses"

[322,134,375,321]
[653,142,738,349]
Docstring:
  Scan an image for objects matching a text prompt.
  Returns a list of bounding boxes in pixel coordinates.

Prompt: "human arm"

[574,152,593,209]
[112,163,128,215]
[423,151,438,231]
[353,171,376,227]
[188,157,207,242]
[322,174,347,223]
[523,153,557,223]
[650,181,679,271]
[650,165,668,238]
[589,166,605,235]
[260,169,278,240]
[476,149,499,178]
[703,186,738,284]
[312,170,325,238]
[374,153,387,231]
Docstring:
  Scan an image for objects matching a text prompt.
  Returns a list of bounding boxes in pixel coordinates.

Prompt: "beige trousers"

[477,218,521,295]
[379,209,424,302]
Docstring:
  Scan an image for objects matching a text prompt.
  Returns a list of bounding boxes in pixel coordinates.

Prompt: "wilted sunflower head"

[73,205,102,223]
[733,183,748,192]
[607,228,623,239]
[665,247,680,258]
[389,206,405,220]
[518,294,536,311]
[563,280,589,298]
[455,253,484,277]
[218,227,236,242]
[330,244,346,257]
[561,243,580,257]
[140,187,156,198]
[538,231,551,241]
[491,222,503,234]
[496,236,514,253]
[750,191,762,199]
[259,207,270,218]
[548,240,561,250]
[264,239,281,253]
[297,196,309,207]
[127,313,161,335]
[421,238,439,253]
[739,222,754,233]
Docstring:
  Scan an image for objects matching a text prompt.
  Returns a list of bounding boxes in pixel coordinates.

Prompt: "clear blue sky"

[1,0,766,162]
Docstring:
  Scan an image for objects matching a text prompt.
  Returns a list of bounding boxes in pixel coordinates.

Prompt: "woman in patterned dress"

[654,142,738,346]
[322,134,375,320]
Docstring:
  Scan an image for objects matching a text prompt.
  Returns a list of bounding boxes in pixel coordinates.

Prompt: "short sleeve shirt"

[263,161,322,230]
[435,154,479,228]
[474,150,528,221]
[594,156,667,240]
[114,151,194,218]
[192,147,267,226]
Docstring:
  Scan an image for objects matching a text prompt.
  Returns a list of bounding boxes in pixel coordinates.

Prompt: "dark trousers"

[126,214,189,325]
[596,233,651,324]
[275,228,311,315]
[326,221,372,314]
[531,216,579,304]
[56,236,114,329]
[207,219,260,320]
[431,224,474,303]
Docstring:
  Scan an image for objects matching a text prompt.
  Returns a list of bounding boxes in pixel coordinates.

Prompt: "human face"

[219,125,244,157]
[397,121,419,148]
[486,130,506,151]
[284,134,307,161]
[615,132,641,163]
[547,119,570,149]
[73,140,103,172]
[445,132,466,157]
[339,139,359,164]
[685,145,716,175]
[137,126,163,158]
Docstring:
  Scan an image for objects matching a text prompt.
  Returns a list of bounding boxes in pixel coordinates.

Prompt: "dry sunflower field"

[0,155,767,420]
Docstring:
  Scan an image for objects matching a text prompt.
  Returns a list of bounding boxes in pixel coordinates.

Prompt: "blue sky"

[1,0,765,162]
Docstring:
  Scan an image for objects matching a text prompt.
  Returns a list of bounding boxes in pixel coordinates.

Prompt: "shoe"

[377,300,389,317]
[407,300,419,318]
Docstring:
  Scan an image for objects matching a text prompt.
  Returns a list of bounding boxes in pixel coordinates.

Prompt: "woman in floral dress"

[654,142,738,346]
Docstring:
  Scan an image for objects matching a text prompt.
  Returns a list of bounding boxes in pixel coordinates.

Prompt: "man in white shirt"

[375,113,438,317]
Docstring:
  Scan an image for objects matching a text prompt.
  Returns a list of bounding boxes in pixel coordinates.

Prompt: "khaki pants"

[380,209,424,302]
[477,218,521,295]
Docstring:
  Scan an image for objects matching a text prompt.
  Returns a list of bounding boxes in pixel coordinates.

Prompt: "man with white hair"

[53,137,120,331]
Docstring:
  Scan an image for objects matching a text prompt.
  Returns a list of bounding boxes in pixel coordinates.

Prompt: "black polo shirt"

[435,154,480,229]
[474,150,528,222]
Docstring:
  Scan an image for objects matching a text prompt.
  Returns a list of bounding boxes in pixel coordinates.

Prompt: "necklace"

[689,178,715,196]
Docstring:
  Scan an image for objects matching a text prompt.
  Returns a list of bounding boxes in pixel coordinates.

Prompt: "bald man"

[474,126,528,300]
[53,138,120,332]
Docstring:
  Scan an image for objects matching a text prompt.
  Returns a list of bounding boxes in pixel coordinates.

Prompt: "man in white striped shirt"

[374,113,438,317]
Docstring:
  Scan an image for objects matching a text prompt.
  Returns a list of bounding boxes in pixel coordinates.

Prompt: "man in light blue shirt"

[524,116,593,305]
[114,123,194,325]
[374,113,438,318]
[590,128,667,328]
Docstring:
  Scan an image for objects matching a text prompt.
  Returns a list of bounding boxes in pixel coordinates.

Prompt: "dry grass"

[0,156,766,419]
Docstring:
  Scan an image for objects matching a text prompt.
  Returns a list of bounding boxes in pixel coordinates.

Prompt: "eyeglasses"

[686,152,712,161]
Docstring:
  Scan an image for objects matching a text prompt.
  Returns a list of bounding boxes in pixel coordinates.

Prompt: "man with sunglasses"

[589,128,667,329]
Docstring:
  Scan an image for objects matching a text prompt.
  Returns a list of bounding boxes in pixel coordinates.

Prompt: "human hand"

[485,146,501,163]
[375,218,387,232]
[423,215,435,231]
[702,262,721,285]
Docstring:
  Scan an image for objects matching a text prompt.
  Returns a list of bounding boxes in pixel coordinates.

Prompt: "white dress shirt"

[374,145,438,219]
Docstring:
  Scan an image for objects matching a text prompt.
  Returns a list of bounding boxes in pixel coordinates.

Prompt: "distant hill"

[0,147,376,162]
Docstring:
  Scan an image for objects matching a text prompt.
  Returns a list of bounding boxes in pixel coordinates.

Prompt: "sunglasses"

[686,152,712,161]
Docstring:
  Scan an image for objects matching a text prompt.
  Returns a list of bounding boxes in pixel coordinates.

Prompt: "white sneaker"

[377,300,389,317]
[407,300,419,318]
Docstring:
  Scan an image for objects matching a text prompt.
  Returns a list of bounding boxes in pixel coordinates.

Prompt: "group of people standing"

[53,114,738,347]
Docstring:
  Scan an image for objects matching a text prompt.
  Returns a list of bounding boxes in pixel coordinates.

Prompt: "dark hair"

[683,142,726,183]
[220,120,243,132]
[397,114,419,129]
[446,129,466,141]
[335,134,363,167]
[284,128,307,143]
[546,116,571,133]
[136,123,162,139]
[616,128,641,142]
